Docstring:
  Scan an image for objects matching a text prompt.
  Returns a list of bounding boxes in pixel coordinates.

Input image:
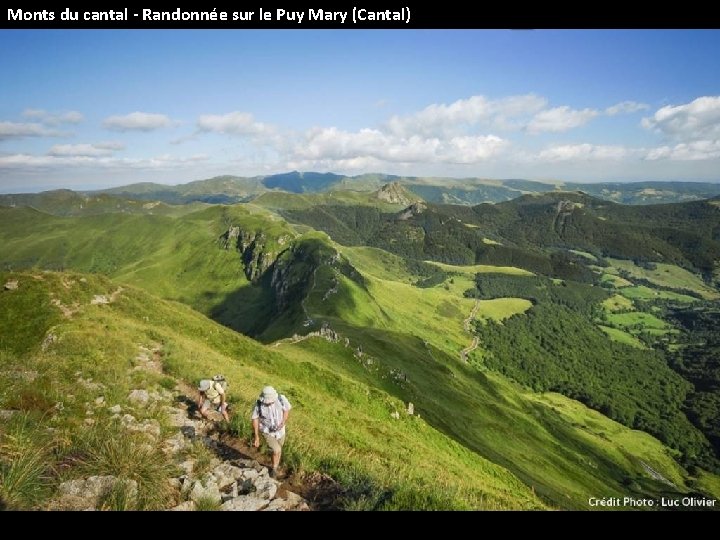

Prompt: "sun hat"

[261,386,278,404]
[198,380,212,392]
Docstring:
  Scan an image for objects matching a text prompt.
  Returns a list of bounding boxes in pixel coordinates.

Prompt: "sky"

[1,29,719,192]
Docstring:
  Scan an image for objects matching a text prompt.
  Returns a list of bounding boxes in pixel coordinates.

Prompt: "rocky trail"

[460,299,480,363]
[49,343,343,511]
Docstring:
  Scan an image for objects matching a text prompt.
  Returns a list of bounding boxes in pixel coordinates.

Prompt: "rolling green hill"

[2,202,719,509]
[0,190,209,217]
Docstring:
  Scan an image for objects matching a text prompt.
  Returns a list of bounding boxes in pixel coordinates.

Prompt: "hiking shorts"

[262,432,286,454]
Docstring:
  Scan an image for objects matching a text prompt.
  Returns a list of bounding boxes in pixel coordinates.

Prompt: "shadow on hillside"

[205,274,278,339]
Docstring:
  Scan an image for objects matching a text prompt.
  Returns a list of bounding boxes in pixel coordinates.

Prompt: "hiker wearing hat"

[251,386,292,478]
[197,375,230,422]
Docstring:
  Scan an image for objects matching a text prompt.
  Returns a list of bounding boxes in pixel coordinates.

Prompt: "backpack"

[255,394,287,420]
[213,375,228,392]
[199,379,224,402]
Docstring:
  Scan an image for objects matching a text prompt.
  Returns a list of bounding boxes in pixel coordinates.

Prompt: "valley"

[2,177,720,510]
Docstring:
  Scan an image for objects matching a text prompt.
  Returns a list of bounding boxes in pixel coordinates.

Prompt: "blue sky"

[1,30,719,192]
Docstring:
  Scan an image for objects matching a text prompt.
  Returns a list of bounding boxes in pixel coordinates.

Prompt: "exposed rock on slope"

[397,201,427,221]
[375,182,422,206]
[220,227,283,282]
[48,343,309,512]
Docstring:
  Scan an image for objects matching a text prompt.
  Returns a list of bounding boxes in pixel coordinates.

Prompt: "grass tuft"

[0,414,53,509]
[75,424,175,510]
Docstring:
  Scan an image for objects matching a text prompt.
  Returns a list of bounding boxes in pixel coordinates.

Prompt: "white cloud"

[0,121,64,141]
[443,135,509,163]
[103,112,173,132]
[537,144,631,162]
[23,109,84,125]
[291,127,508,166]
[48,142,125,157]
[94,141,126,151]
[527,106,599,134]
[196,111,272,137]
[386,94,547,137]
[645,140,720,161]
[194,95,641,171]
[642,96,720,140]
[605,101,649,116]
[0,153,208,170]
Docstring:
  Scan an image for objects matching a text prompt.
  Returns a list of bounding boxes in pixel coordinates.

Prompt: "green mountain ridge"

[4,172,720,209]
[284,192,720,283]
[2,199,719,509]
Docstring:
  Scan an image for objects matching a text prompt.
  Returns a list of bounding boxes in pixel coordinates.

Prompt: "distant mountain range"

[4,172,719,208]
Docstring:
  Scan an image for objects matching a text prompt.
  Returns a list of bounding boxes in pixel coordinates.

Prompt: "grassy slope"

[0,205,292,322]
[424,260,534,277]
[293,255,708,508]
[2,206,718,508]
[608,258,720,300]
[599,326,647,349]
[602,294,635,313]
[620,286,699,304]
[0,271,543,510]
[279,333,698,508]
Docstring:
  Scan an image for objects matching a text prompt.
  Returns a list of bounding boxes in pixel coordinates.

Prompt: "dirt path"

[460,337,479,364]
[640,460,676,488]
[463,299,480,332]
[272,334,313,347]
[460,299,480,363]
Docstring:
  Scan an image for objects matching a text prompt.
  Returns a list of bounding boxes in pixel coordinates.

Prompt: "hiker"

[197,374,230,422]
[251,386,292,478]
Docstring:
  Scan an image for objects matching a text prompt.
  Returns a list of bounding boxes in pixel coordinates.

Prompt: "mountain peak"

[374,182,421,206]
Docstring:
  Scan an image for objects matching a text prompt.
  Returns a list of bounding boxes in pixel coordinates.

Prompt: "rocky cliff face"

[220,226,289,282]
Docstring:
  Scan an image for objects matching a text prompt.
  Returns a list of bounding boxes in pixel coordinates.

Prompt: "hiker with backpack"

[251,386,292,478]
[197,374,230,422]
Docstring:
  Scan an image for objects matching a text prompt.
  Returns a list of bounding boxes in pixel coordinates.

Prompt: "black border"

[2,5,720,29]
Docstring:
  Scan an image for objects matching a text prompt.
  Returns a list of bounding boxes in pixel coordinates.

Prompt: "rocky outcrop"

[221,226,241,250]
[239,231,276,282]
[220,227,279,282]
[375,182,420,206]
[397,201,427,221]
[553,200,578,235]
[52,476,138,510]
[301,323,341,344]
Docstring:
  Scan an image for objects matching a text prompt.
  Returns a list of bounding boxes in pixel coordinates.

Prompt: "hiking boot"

[269,468,277,479]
